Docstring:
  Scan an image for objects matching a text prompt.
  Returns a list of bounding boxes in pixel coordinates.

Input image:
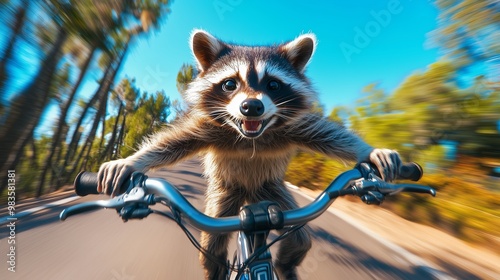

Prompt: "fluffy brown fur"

[97,30,402,280]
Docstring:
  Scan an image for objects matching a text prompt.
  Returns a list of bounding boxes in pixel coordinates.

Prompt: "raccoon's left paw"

[368,149,402,181]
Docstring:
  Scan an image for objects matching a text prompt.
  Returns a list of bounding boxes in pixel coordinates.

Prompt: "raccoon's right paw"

[97,159,137,197]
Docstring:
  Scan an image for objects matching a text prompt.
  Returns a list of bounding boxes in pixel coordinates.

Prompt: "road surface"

[1,159,455,279]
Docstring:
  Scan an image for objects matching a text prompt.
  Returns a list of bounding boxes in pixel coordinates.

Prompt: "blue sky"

[1,0,440,136]
[119,0,440,114]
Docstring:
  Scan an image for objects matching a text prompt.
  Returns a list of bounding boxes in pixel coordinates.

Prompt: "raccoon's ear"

[280,34,317,73]
[190,29,226,72]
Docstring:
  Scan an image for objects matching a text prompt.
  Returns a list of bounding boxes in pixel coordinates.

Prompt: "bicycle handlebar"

[73,162,423,197]
[61,169,364,232]
[60,162,435,233]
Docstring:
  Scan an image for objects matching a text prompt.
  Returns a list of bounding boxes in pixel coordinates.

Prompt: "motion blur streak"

[0,0,499,279]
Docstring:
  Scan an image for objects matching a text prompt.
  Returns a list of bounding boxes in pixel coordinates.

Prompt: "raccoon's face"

[185,30,317,139]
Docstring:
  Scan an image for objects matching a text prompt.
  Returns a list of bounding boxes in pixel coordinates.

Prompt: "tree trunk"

[97,96,108,156]
[60,85,104,183]
[63,37,130,180]
[50,123,68,188]
[79,84,109,171]
[62,86,101,168]
[114,112,127,159]
[37,46,97,193]
[29,134,37,167]
[49,124,65,189]
[0,0,28,96]
[101,102,123,162]
[0,130,33,195]
[81,110,102,171]
[1,28,68,196]
[60,51,117,187]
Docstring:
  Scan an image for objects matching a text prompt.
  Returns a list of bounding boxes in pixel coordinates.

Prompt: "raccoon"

[97,30,402,280]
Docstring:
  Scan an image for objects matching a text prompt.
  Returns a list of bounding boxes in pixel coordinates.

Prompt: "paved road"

[0,159,450,280]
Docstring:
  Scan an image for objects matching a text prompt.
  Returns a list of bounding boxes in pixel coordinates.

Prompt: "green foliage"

[176,63,196,95]
[121,90,171,157]
[431,0,499,72]
[286,151,351,190]
[310,101,325,116]
[116,78,140,112]
[286,59,500,249]
[286,152,327,189]
[50,62,72,100]
[383,173,500,246]
[0,0,174,197]
[352,62,500,162]
[328,106,349,123]
[4,136,51,200]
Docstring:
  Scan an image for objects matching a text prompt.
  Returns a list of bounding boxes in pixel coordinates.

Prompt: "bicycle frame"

[231,231,275,279]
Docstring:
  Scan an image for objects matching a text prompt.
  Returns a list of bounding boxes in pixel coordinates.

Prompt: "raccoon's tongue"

[242,120,262,132]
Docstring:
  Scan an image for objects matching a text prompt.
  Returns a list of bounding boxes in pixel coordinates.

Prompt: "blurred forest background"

[0,1,499,249]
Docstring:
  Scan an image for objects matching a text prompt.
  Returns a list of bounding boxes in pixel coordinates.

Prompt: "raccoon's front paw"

[368,149,402,181]
[97,158,138,197]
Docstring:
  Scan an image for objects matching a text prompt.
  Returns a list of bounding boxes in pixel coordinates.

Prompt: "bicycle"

[59,162,435,279]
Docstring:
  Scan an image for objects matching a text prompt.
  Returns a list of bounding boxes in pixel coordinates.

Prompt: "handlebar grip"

[398,162,423,181]
[358,162,424,182]
[74,171,99,196]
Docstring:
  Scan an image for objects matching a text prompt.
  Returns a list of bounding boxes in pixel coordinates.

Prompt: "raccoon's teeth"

[241,120,262,133]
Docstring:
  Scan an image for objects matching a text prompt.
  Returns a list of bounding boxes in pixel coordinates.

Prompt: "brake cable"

[153,200,236,272]
[234,223,306,279]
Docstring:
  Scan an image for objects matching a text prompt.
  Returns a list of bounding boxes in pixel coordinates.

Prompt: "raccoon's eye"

[267,80,281,91]
[222,79,237,92]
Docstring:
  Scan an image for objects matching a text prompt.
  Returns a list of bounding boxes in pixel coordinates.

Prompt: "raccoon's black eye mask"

[189,29,317,139]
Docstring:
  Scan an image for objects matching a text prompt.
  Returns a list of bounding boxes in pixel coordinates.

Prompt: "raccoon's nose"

[240,99,264,117]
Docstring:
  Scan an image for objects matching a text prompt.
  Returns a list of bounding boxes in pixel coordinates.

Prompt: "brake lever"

[398,184,436,196]
[60,172,155,221]
[59,186,155,221]
[352,179,436,206]
[59,195,126,221]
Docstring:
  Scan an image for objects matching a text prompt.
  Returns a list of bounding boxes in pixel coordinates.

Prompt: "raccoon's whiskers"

[275,97,300,107]
[207,106,232,122]
[211,111,230,122]
[234,133,244,144]
[250,139,256,159]
[274,112,296,121]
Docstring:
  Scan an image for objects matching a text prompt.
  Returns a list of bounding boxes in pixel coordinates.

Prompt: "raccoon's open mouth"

[238,118,272,138]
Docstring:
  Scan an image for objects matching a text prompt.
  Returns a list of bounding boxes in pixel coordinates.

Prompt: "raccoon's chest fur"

[202,147,294,191]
